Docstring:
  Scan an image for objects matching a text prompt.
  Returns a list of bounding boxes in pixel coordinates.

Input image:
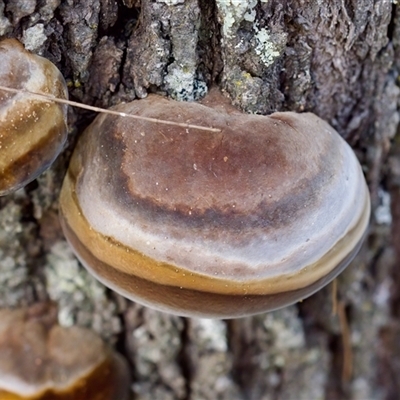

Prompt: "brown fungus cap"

[0,304,130,400]
[0,39,68,196]
[59,94,370,318]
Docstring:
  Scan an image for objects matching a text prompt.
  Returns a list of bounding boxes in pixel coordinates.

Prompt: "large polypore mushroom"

[0,39,68,196]
[0,304,129,399]
[59,93,370,318]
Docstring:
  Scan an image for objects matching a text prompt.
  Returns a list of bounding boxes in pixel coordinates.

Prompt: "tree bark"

[0,0,399,399]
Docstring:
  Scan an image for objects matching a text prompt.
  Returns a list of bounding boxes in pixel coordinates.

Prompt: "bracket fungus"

[0,39,68,196]
[0,304,130,400]
[59,94,370,318]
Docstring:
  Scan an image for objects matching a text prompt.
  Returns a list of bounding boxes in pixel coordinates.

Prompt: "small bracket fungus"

[0,39,68,196]
[0,304,130,399]
[59,94,370,318]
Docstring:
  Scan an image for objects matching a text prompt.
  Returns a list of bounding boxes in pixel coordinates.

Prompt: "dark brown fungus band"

[59,94,370,318]
[0,304,130,400]
[0,39,68,196]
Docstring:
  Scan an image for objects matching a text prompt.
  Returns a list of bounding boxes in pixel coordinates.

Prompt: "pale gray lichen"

[257,308,329,399]
[191,318,228,352]
[375,188,392,225]
[224,66,270,113]
[0,2,11,36]
[215,0,258,38]
[216,0,286,68]
[188,318,241,400]
[160,0,205,101]
[263,309,305,351]
[0,250,29,306]
[164,67,208,101]
[22,24,47,53]
[156,0,185,5]
[215,0,286,113]
[130,308,186,400]
[45,241,122,342]
[38,0,65,22]
[0,200,32,307]
[254,27,287,67]
[279,346,329,400]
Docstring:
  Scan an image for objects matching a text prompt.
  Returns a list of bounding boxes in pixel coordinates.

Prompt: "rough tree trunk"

[0,0,399,399]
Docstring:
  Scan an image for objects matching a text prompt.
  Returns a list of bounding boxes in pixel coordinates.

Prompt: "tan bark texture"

[0,0,399,399]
